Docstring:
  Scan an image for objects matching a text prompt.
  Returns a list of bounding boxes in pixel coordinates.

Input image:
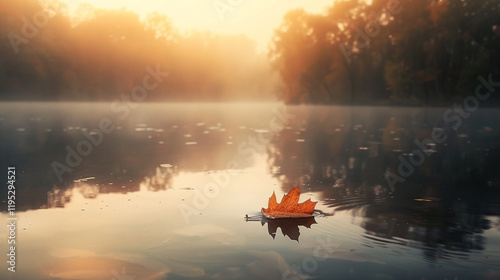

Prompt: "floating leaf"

[261,186,317,218]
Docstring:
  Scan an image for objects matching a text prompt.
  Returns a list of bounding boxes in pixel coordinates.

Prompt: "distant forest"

[270,0,500,105]
[0,0,278,102]
[1,0,499,105]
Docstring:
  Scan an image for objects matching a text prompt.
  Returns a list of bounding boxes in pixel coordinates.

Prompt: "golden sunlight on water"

[1,103,500,279]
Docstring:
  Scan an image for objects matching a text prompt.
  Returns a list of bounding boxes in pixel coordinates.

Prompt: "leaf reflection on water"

[246,215,317,241]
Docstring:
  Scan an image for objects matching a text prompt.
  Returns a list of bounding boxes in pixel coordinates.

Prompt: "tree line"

[269,0,500,105]
[1,0,499,105]
[0,0,278,101]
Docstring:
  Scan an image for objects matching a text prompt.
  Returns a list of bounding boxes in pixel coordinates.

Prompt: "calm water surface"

[1,102,500,280]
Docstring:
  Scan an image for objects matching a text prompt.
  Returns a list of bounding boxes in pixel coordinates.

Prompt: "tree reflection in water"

[2,104,500,266]
[267,106,500,263]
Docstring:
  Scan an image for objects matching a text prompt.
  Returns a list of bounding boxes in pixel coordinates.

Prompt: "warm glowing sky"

[62,0,335,53]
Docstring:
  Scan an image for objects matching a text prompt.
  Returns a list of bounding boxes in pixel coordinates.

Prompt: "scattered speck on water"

[74,177,95,183]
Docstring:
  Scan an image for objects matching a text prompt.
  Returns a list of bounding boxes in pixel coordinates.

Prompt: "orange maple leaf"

[261,186,317,219]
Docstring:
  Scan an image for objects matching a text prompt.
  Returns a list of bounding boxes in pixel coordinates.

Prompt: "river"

[1,102,499,280]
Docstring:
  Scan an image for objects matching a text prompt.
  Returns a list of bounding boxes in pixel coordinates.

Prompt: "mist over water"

[1,102,500,280]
